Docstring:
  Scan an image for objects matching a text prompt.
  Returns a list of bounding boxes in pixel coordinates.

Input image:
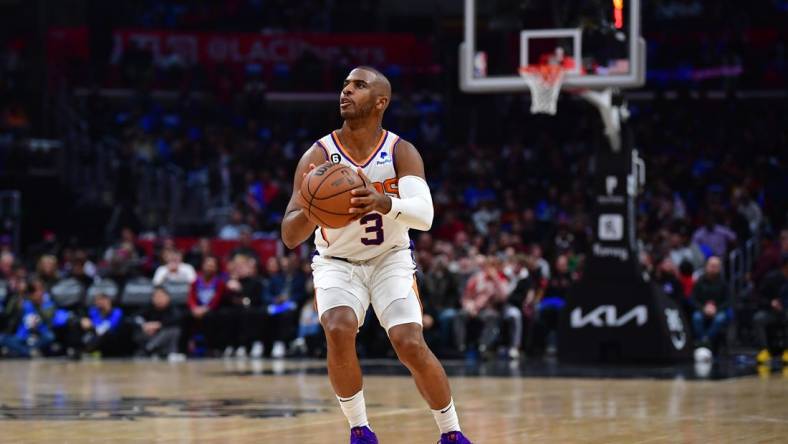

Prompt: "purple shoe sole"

[439,431,472,444]
[350,426,378,444]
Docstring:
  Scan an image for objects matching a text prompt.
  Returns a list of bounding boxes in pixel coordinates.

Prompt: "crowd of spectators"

[1,225,786,361]
[0,234,320,360]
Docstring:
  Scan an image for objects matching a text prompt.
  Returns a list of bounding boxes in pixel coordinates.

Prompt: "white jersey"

[313,129,411,261]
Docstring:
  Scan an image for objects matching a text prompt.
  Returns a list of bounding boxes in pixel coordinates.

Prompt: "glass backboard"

[460,0,645,93]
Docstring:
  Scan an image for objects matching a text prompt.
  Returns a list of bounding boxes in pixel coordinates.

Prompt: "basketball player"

[281,67,472,444]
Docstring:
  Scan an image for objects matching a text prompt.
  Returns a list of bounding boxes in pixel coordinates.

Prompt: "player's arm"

[350,140,434,231]
[281,145,327,249]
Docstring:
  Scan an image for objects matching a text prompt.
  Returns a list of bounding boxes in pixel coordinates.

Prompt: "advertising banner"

[110,29,433,68]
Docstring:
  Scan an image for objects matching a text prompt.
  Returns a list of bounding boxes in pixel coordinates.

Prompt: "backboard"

[460,0,646,93]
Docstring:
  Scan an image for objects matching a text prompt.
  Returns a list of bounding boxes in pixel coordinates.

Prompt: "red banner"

[110,29,433,68]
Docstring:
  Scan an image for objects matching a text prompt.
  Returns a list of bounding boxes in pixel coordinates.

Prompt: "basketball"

[299,162,365,229]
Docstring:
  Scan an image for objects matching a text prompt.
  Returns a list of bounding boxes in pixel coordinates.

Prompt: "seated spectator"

[677,260,696,301]
[152,248,197,286]
[185,237,213,270]
[456,257,521,359]
[668,230,705,273]
[0,270,26,334]
[501,255,530,359]
[292,256,322,356]
[261,256,303,358]
[535,254,575,355]
[219,209,250,240]
[68,252,96,290]
[753,254,788,364]
[34,254,60,290]
[0,279,59,357]
[521,254,546,356]
[222,254,265,358]
[692,215,737,259]
[655,257,692,319]
[418,276,442,353]
[103,227,144,285]
[292,295,322,357]
[530,244,551,280]
[186,256,225,355]
[422,254,461,353]
[691,257,729,353]
[133,287,183,359]
[0,250,14,279]
[79,293,126,357]
[229,227,260,263]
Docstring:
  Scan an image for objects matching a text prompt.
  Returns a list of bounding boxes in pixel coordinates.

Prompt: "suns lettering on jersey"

[372,178,399,197]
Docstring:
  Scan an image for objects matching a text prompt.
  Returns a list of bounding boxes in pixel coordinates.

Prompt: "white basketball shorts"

[311,247,423,332]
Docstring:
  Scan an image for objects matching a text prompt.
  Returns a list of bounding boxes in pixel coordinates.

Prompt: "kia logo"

[570,305,648,328]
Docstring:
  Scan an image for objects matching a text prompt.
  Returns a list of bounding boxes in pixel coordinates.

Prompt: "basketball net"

[519,64,566,115]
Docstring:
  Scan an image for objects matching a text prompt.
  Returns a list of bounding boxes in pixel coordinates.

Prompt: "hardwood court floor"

[1,359,787,443]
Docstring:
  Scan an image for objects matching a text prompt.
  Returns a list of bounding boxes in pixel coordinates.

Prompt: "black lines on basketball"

[300,162,365,228]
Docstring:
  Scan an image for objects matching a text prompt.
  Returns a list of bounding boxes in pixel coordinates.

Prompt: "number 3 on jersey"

[360,214,384,245]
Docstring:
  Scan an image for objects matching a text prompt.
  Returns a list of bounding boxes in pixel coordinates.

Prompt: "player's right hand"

[348,167,392,220]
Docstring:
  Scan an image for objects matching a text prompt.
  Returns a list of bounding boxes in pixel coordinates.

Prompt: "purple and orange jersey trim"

[316,140,330,161]
[330,130,388,168]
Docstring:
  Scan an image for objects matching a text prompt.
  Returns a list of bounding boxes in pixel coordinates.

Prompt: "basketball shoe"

[439,431,473,443]
[350,426,378,443]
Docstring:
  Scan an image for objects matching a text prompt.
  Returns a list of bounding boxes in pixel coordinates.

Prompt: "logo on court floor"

[0,394,329,421]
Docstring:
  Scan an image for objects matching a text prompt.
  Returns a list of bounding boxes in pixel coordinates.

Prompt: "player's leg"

[313,254,378,438]
[321,304,364,398]
[369,249,471,442]
[316,286,377,442]
[377,296,472,443]
[388,321,451,408]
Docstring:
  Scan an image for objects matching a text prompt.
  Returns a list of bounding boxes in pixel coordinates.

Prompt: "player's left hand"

[349,168,392,220]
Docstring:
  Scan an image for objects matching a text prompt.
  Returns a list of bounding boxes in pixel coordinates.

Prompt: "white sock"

[431,398,461,434]
[337,390,369,428]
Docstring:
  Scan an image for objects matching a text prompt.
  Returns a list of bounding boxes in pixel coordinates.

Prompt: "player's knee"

[321,309,358,343]
[389,327,427,363]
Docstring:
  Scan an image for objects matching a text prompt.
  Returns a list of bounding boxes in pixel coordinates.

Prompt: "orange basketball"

[298,162,365,229]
